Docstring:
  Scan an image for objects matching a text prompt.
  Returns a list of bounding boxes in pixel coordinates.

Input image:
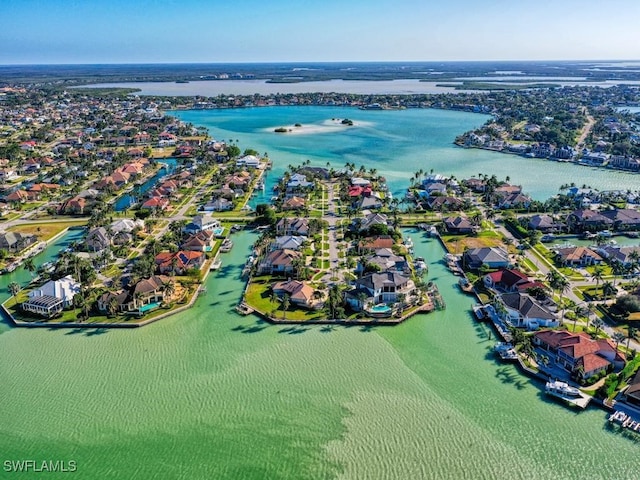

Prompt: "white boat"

[210,259,222,271]
[220,238,234,252]
[545,380,581,398]
[414,257,428,274]
[494,342,514,353]
[404,237,414,249]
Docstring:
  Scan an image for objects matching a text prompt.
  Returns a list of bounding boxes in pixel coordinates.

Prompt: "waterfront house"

[425,196,464,211]
[97,275,170,314]
[444,215,475,234]
[110,218,144,234]
[601,208,640,231]
[281,196,307,211]
[483,269,544,293]
[533,330,622,380]
[258,249,301,275]
[554,246,602,267]
[22,275,80,318]
[183,214,220,235]
[463,247,510,269]
[496,292,559,330]
[236,154,261,169]
[360,248,409,274]
[181,231,216,252]
[358,213,389,232]
[623,370,640,408]
[141,197,169,212]
[566,209,614,232]
[155,251,205,275]
[275,217,309,237]
[528,214,562,233]
[357,235,395,254]
[201,198,233,212]
[356,194,383,210]
[85,227,110,253]
[272,280,317,309]
[286,173,314,193]
[0,231,37,253]
[272,235,306,251]
[345,272,416,311]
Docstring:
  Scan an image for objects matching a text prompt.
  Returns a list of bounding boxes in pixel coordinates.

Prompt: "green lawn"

[244,278,324,321]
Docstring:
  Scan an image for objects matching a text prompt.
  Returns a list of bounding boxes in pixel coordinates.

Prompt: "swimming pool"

[370,304,392,314]
[212,227,225,237]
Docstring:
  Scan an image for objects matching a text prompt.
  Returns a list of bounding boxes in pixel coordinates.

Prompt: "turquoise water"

[370,304,392,313]
[0,229,637,479]
[2,109,640,479]
[172,107,640,201]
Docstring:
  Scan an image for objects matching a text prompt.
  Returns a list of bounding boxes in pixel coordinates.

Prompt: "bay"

[1,108,639,479]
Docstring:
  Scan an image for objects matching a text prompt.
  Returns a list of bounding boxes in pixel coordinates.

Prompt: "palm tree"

[163,280,176,302]
[556,277,570,321]
[602,281,616,302]
[282,294,290,320]
[23,257,36,280]
[591,318,604,337]
[611,261,625,287]
[592,265,604,298]
[73,293,86,321]
[8,281,20,306]
[107,297,119,318]
[613,332,626,351]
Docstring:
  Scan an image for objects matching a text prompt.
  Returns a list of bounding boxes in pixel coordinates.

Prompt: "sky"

[1,0,639,64]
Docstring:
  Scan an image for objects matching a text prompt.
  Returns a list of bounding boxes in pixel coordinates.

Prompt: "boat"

[494,342,519,360]
[545,380,581,398]
[236,302,255,315]
[231,224,243,232]
[540,234,556,243]
[220,238,234,252]
[210,259,222,271]
[458,278,474,293]
[414,257,428,274]
[404,237,414,249]
[473,304,487,321]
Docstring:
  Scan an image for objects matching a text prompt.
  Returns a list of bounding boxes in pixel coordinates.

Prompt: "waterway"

[113,158,178,211]
[1,107,639,478]
[0,229,637,479]
[170,106,640,201]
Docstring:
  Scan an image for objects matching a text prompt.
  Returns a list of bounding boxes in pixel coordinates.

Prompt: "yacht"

[545,380,581,397]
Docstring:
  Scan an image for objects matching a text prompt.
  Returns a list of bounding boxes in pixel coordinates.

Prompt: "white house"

[22,275,81,317]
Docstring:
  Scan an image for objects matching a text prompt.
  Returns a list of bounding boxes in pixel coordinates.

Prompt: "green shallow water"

[2,108,640,479]
[0,231,637,479]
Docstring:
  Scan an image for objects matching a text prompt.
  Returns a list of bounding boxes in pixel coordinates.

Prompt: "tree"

[602,281,616,302]
[613,332,626,350]
[592,265,604,298]
[8,281,20,306]
[591,318,604,338]
[23,257,36,279]
[282,294,290,320]
[610,261,626,287]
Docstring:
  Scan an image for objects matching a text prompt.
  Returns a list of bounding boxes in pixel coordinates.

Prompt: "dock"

[608,410,640,433]
[545,385,592,409]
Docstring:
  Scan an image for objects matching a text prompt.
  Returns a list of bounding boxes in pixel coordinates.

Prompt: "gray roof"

[500,292,557,320]
[356,272,410,291]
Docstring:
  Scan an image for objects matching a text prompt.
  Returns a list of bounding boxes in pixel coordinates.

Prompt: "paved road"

[495,220,640,350]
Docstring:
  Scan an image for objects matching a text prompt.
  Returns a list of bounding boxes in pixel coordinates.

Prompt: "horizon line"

[1,59,640,67]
